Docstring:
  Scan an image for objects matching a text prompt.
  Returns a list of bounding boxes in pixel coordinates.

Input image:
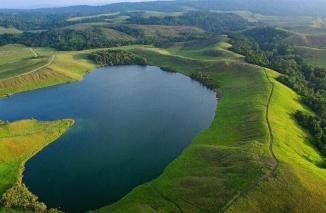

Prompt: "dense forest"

[0,26,208,50]
[88,49,147,66]
[0,13,69,30]
[0,28,137,50]
[128,11,251,33]
[0,11,247,50]
[230,27,326,157]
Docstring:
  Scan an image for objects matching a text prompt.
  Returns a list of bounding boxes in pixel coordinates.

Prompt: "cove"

[0,65,217,212]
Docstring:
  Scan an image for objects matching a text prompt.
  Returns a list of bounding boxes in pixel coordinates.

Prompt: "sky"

[0,0,153,9]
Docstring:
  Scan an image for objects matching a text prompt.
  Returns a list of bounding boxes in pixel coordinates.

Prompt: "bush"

[160,66,177,73]
[1,183,47,211]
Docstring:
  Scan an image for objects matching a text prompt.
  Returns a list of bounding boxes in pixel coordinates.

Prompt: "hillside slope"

[0,46,96,97]
[228,70,326,212]
[99,42,326,212]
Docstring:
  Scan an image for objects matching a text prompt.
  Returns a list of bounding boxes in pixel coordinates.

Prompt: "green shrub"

[89,49,147,66]
[1,183,47,211]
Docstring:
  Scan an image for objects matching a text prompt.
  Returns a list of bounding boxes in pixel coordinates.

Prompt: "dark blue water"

[0,65,217,212]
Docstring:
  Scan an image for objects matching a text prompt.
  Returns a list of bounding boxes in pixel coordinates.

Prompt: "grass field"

[0,45,53,80]
[130,24,204,38]
[0,27,22,35]
[228,70,326,212]
[287,33,326,49]
[295,46,326,69]
[233,10,326,35]
[0,119,74,212]
[67,10,182,22]
[0,45,37,66]
[67,12,120,21]
[166,37,243,61]
[0,45,96,97]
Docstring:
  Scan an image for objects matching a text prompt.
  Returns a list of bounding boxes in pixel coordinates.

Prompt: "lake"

[0,65,217,212]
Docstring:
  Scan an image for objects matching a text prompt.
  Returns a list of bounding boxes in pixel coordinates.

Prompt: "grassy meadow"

[165,37,243,61]
[0,45,37,66]
[0,27,22,35]
[67,12,120,22]
[0,45,96,97]
[295,46,326,69]
[286,32,326,49]
[228,70,326,212]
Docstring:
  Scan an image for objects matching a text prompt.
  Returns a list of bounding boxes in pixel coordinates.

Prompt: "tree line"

[0,27,147,50]
[88,49,147,66]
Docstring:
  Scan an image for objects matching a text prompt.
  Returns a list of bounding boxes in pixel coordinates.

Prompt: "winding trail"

[264,69,279,176]
[220,68,279,212]
[147,68,279,213]
[0,55,55,82]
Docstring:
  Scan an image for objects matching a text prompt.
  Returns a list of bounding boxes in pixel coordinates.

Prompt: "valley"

[0,1,325,212]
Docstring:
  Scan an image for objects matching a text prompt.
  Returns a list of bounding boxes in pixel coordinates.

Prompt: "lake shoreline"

[0,64,217,212]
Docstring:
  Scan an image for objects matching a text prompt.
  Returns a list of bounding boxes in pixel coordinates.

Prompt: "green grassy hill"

[228,70,326,212]
[99,41,326,212]
[287,33,326,49]
[0,45,96,97]
[0,45,36,66]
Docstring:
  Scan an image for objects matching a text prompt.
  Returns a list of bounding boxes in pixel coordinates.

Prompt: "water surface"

[0,65,217,212]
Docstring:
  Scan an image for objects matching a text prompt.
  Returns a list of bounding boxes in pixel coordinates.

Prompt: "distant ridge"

[1,0,326,17]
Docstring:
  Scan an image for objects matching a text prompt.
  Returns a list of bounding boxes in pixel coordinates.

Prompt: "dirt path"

[151,183,184,213]
[0,55,55,82]
[220,68,279,212]
[263,69,279,175]
[29,48,38,57]
[147,68,279,213]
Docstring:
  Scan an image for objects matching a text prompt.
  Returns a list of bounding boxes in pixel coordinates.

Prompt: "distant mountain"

[1,0,326,17]
[0,1,186,15]
[184,0,326,16]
